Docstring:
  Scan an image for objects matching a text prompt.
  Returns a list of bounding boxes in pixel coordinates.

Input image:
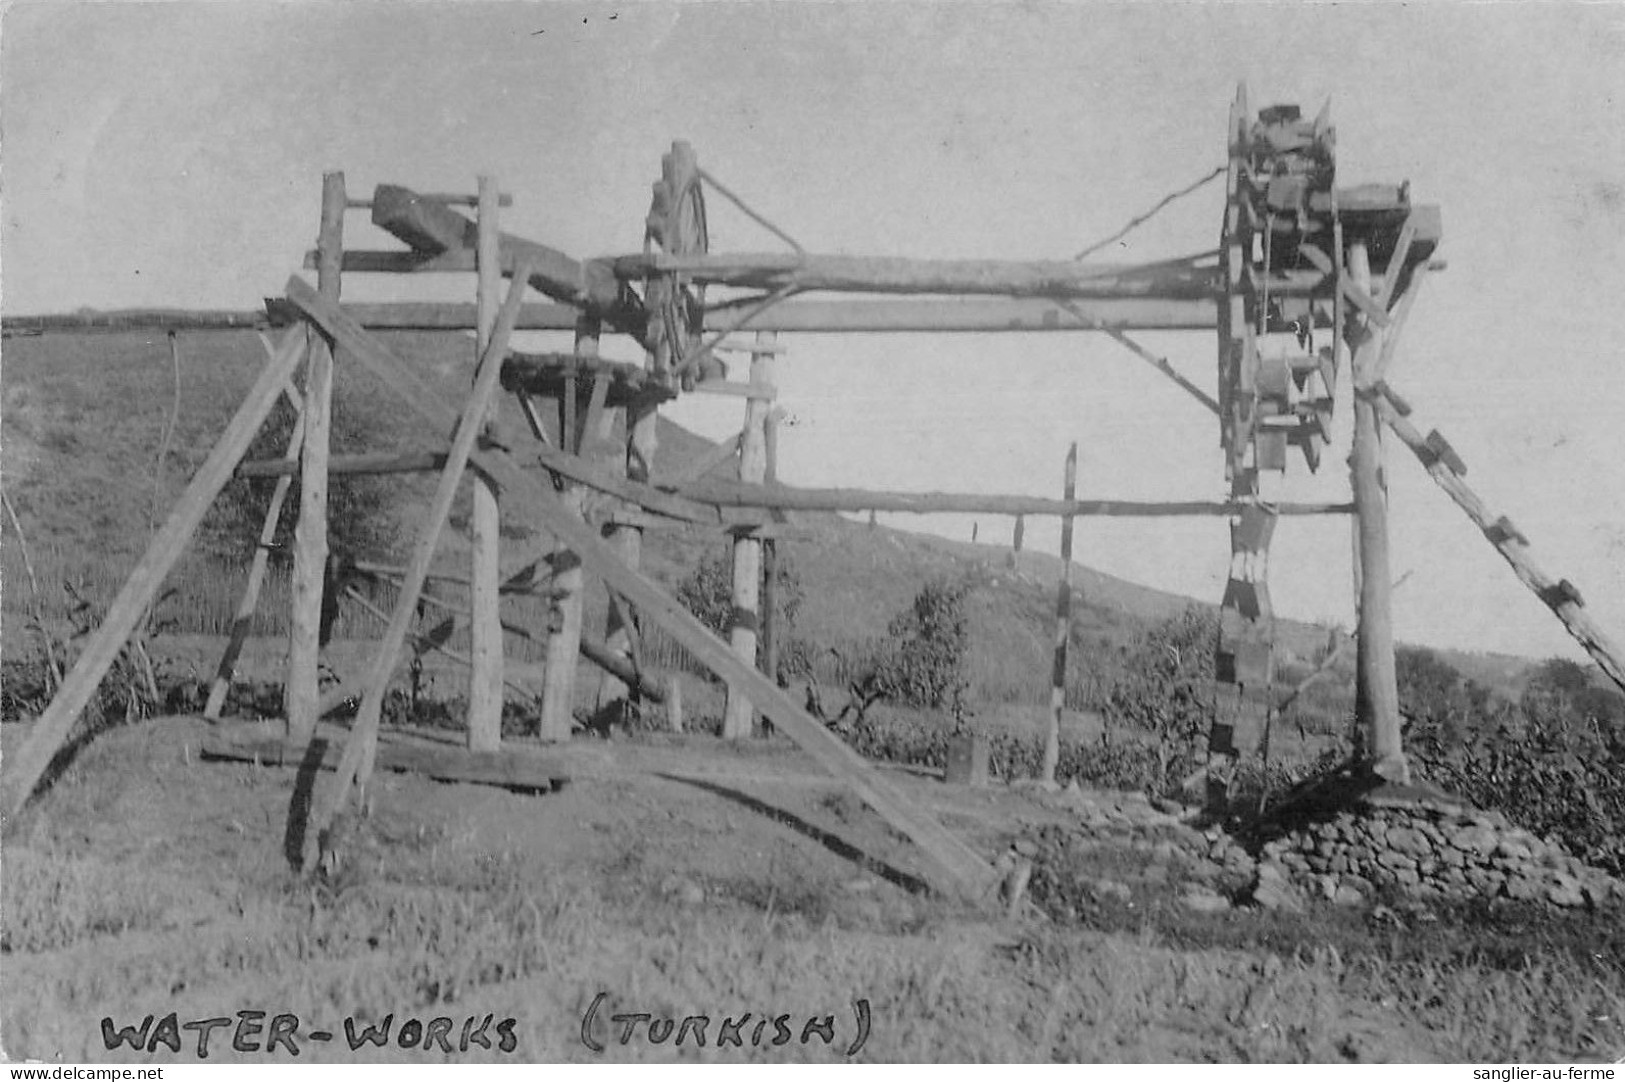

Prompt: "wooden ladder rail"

[1372,383,1625,694]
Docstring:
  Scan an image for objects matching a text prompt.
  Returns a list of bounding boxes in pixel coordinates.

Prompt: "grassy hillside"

[0,325,1539,730]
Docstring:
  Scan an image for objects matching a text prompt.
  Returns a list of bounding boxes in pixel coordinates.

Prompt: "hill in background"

[0,326,1539,708]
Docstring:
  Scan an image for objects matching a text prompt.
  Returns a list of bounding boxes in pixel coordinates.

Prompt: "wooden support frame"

[1,327,311,823]
[286,275,1000,902]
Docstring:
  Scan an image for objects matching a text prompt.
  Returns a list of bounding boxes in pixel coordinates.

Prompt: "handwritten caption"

[100,1012,518,1057]
[579,992,871,1055]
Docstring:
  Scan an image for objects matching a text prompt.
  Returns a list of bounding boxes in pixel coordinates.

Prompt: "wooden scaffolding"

[5,86,1623,905]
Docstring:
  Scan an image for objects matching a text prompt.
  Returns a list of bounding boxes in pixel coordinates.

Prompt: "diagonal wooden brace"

[284,274,1001,903]
[2,327,311,824]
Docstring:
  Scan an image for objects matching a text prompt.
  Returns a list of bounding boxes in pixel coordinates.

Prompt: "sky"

[2,1,1623,662]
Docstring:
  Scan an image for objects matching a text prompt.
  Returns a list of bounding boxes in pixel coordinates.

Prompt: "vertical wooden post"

[761,406,781,689]
[286,171,343,743]
[597,398,659,713]
[468,176,505,751]
[723,331,775,738]
[1347,242,1408,784]
[1042,443,1077,784]
[537,319,598,742]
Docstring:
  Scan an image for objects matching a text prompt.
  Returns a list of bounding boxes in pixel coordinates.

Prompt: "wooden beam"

[1347,242,1408,784]
[285,275,1001,902]
[202,724,567,796]
[671,477,1354,519]
[1,328,310,823]
[261,296,1219,334]
[608,250,1217,299]
[370,184,644,334]
[238,451,446,478]
[286,172,345,744]
[302,265,534,862]
[3,309,270,334]
[1042,443,1078,784]
[468,176,506,753]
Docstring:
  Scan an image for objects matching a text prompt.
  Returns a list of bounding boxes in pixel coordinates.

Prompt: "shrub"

[1102,606,1217,790]
[1407,654,1625,875]
[674,547,806,683]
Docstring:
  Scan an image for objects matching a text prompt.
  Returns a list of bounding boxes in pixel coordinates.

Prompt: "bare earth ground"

[5,702,1455,1065]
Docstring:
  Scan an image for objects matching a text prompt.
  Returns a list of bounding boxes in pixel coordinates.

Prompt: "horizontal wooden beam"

[608,250,1218,299]
[264,298,585,332]
[238,451,445,479]
[3,309,270,334]
[201,723,568,795]
[284,274,1000,903]
[670,477,1354,518]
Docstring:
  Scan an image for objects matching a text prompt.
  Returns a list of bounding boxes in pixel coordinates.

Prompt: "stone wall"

[1253,796,1623,911]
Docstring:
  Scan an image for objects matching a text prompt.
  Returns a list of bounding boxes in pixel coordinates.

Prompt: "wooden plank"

[370,184,644,335]
[205,346,309,719]
[608,250,1217,299]
[1,328,310,823]
[468,176,506,753]
[303,266,535,858]
[286,172,346,742]
[1347,242,1408,784]
[201,725,568,796]
[1042,443,1078,784]
[285,276,1001,902]
[723,332,774,738]
[1375,389,1625,694]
